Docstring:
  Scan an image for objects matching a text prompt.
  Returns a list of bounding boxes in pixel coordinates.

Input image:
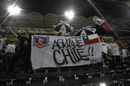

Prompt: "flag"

[93,16,112,32]
[101,20,112,32]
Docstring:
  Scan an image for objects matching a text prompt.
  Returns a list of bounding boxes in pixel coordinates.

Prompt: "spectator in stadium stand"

[75,26,94,36]
[54,20,73,36]
[10,33,32,73]
[5,41,15,54]
[0,38,5,51]
[25,33,32,73]
[109,41,121,65]
[0,36,6,72]
[121,48,128,58]
[3,40,15,73]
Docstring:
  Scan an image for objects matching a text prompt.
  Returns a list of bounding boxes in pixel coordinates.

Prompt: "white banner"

[31,35,103,69]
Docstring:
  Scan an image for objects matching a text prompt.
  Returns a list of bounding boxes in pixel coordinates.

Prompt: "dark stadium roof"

[20,0,130,17]
[0,0,129,17]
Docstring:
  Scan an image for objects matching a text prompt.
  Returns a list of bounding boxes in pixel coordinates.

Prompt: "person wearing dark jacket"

[10,34,32,73]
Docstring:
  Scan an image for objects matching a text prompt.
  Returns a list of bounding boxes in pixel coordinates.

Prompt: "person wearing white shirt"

[109,42,121,65]
[5,44,15,54]
[101,42,109,54]
[0,38,6,50]
[121,49,129,58]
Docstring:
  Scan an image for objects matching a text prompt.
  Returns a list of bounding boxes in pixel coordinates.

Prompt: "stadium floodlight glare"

[7,4,22,16]
[99,82,107,86]
[64,9,75,21]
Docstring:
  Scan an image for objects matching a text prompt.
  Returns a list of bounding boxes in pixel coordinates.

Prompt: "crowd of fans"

[0,34,32,73]
[0,33,129,74]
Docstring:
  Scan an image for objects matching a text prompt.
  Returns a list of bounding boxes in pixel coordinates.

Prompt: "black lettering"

[71,48,80,62]
[53,50,66,65]
[75,39,83,47]
[88,46,91,56]
[91,46,94,56]
[52,38,91,65]
[57,39,65,49]
[61,49,76,63]
[88,46,94,56]
[65,39,71,48]
[71,40,77,48]
[77,48,89,60]
[52,40,58,49]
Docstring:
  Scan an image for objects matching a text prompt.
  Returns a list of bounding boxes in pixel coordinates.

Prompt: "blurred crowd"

[0,34,32,73]
[0,33,129,74]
